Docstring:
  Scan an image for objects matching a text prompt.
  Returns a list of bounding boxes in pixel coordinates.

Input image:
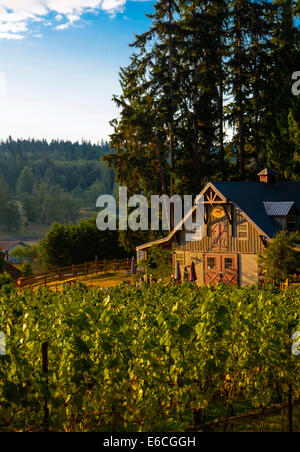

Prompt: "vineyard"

[0,282,300,432]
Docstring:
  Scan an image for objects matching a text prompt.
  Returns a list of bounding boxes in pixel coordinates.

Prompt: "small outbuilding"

[0,241,27,264]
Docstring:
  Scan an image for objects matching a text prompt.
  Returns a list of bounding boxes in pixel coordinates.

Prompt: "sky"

[0,0,155,143]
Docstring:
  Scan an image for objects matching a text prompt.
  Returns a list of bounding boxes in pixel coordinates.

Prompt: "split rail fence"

[17,258,134,289]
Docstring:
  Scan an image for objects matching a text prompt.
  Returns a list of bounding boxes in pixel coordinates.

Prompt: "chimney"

[258,168,277,184]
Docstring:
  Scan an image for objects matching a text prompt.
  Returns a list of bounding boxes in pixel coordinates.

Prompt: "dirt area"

[43,270,140,292]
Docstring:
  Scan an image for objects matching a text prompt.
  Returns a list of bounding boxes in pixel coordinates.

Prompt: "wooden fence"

[281,274,300,290]
[17,258,133,289]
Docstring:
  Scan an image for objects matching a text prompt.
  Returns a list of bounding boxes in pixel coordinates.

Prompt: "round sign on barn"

[212,206,226,219]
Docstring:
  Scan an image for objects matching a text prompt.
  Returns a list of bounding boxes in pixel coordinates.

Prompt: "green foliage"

[0,252,4,274]
[118,229,167,255]
[16,166,35,195]
[38,218,129,268]
[139,245,173,281]
[0,196,21,232]
[0,273,12,289]
[259,230,300,285]
[0,283,300,432]
[21,262,34,278]
[0,138,116,231]
[10,245,38,263]
[108,0,300,196]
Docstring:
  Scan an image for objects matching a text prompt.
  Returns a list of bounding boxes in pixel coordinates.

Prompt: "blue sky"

[0,1,155,143]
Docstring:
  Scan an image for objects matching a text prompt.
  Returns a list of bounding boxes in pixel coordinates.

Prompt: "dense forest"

[1,1,300,240]
[106,0,300,200]
[0,138,116,231]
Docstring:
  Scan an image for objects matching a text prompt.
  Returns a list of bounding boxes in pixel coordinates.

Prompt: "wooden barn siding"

[175,210,264,255]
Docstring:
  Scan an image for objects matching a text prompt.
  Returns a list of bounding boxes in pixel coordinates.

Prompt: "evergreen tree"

[106,1,182,200]
[259,230,300,285]
[264,0,300,178]
[107,0,300,205]
[106,0,230,200]
[176,0,229,189]
[246,0,275,172]
[16,166,35,194]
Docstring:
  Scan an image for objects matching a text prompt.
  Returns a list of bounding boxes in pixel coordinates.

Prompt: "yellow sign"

[212,206,226,219]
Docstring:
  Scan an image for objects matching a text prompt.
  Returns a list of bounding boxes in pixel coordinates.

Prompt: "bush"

[21,262,33,278]
[139,245,173,281]
[0,273,13,289]
[10,245,38,263]
[38,219,129,268]
[259,230,300,285]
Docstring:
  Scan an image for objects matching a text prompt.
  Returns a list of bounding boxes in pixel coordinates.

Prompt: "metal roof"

[136,180,300,252]
[263,201,295,217]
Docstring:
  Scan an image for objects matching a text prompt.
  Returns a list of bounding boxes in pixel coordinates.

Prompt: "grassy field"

[38,270,138,292]
[0,223,49,240]
[0,210,95,241]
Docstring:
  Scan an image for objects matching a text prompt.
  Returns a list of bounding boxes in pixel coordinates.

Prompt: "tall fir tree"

[264,0,300,178]
[107,0,300,213]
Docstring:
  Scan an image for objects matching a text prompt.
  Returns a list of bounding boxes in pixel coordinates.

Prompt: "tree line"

[0,138,116,231]
[7,218,129,269]
[38,218,129,268]
[105,0,300,201]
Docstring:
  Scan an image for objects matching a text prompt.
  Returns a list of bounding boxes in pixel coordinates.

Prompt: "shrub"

[21,262,34,278]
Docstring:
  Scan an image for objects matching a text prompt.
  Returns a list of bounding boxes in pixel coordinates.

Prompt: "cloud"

[0,32,24,40]
[0,0,147,39]
[55,23,68,30]
[0,21,28,33]
[55,13,80,30]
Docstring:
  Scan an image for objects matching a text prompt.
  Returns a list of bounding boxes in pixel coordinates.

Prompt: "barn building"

[137,169,300,287]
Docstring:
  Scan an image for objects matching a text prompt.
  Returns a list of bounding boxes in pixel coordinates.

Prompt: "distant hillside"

[0,138,116,232]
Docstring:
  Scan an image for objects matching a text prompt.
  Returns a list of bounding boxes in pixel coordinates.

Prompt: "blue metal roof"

[263,201,294,217]
[212,181,300,238]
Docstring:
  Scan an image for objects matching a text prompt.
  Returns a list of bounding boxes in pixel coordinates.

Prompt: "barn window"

[237,222,248,239]
[287,214,297,232]
[207,257,216,270]
[224,258,233,270]
[137,250,145,261]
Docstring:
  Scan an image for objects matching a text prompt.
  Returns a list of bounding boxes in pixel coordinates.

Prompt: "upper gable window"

[287,214,297,232]
[237,221,248,240]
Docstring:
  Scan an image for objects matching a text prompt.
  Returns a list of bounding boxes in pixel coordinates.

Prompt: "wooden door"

[204,254,221,286]
[204,254,238,286]
[221,255,238,285]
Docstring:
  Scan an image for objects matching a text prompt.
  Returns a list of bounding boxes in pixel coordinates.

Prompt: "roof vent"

[258,168,277,184]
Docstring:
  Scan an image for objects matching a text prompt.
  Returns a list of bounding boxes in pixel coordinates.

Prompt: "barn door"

[204,254,238,286]
[221,255,238,285]
[204,255,221,286]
